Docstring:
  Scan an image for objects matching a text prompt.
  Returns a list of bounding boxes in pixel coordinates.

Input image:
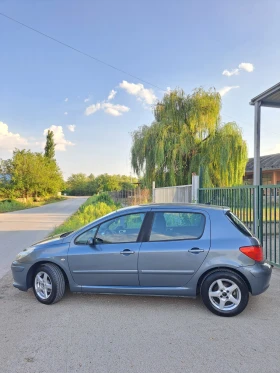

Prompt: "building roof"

[246,153,280,172]
[250,82,280,108]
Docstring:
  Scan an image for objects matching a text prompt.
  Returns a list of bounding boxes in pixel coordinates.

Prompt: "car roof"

[116,203,229,213]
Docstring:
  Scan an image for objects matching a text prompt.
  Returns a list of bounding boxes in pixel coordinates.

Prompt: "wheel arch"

[26,261,69,289]
[196,266,252,295]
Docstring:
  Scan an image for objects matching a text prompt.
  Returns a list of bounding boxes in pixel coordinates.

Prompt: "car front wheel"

[201,270,249,317]
[33,263,65,305]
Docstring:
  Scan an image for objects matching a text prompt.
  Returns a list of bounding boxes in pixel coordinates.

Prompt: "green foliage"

[131,88,248,187]
[200,122,248,187]
[0,200,29,213]
[44,130,56,160]
[0,149,64,199]
[66,173,89,195]
[52,193,120,235]
[83,193,116,207]
[66,173,139,196]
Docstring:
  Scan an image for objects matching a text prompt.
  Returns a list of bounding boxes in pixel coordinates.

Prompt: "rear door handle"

[120,249,135,255]
[188,247,204,253]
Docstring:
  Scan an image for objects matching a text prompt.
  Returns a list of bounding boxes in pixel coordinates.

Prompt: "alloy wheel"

[34,271,52,300]
[208,278,241,311]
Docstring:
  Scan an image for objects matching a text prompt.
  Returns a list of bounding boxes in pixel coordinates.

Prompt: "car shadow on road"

[18,281,265,318]
[1,270,275,320]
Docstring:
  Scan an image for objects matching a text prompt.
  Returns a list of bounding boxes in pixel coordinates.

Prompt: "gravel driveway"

[0,198,279,373]
[0,268,279,373]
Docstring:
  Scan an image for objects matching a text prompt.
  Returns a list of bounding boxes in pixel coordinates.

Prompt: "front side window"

[149,212,205,242]
[95,213,145,244]
[75,227,98,245]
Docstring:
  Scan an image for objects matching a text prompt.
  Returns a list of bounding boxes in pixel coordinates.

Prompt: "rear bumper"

[11,261,31,291]
[239,262,272,295]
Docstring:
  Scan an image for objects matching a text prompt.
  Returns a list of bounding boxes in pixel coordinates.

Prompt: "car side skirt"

[80,285,196,297]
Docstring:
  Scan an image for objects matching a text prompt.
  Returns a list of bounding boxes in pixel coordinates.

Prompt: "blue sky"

[1,0,280,179]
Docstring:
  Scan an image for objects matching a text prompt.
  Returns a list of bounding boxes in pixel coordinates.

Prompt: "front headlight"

[16,248,35,261]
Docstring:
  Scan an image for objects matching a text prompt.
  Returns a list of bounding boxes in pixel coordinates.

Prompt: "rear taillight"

[239,246,263,262]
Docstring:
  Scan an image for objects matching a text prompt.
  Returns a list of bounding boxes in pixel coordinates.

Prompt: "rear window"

[149,212,205,241]
[226,211,252,237]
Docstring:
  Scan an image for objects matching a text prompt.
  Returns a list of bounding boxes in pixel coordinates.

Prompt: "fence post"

[192,174,199,203]
[199,166,204,188]
[152,181,155,203]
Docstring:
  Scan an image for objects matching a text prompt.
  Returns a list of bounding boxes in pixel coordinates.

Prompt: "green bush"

[51,193,120,236]
[0,200,27,213]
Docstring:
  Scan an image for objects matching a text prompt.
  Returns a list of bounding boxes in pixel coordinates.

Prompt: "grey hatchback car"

[11,204,272,317]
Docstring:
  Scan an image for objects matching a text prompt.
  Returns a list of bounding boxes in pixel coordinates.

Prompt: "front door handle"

[188,247,204,253]
[120,249,135,255]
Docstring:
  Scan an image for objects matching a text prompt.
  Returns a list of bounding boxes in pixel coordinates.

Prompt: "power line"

[0,12,164,91]
[0,12,263,130]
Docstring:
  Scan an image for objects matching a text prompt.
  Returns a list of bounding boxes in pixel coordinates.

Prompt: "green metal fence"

[260,185,280,266]
[199,185,280,267]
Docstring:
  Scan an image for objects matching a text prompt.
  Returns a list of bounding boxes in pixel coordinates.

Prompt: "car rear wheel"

[33,263,65,305]
[201,270,249,317]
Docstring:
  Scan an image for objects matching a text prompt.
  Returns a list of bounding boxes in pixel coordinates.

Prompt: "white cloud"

[43,125,74,151]
[119,80,157,105]
[108,89,117,100]
[218,86,240,97]
[222,68,239,77]
[0,121,28,151]
[64,98,68,102]
[103,103,129,116]
[85,103,102,116]
[239,62,254,72]
[222,62,254,77]
[84,97,90,103]
[67,125,76,132]
[85,102,129,117]
[64,112,68,115]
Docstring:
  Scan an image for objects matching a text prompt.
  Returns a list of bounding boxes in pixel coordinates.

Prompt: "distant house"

[244,153,280,185]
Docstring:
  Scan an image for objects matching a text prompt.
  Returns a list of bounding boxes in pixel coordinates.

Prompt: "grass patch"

[51,193,120,236]
[0,196,67,213]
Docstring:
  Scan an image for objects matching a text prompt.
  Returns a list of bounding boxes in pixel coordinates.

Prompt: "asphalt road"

[0,198,279,373]
[0,197,87,279]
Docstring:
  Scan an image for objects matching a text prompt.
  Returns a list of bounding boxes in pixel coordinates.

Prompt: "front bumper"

[11,261,32,291]
[239,262,272,295]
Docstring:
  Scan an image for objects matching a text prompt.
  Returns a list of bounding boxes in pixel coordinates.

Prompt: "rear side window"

[226,211,252,237]
[149,212,205,241]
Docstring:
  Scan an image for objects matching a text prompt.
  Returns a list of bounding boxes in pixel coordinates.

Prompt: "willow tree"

[131,88,248,187]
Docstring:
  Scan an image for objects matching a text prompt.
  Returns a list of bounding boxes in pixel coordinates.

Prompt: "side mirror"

[87,237,95,246]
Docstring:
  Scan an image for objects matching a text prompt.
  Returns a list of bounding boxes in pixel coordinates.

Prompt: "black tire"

[33,263,65,305]
[201,270,249,317]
